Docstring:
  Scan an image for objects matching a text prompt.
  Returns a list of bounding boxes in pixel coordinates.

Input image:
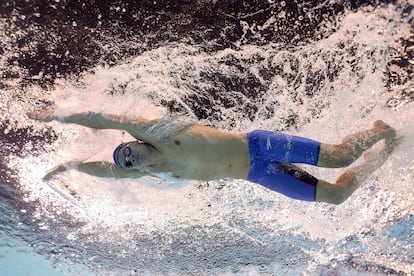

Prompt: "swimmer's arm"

[62,113,142,131]
[78,162,148,178]
[62,112,172,143]
[29,110,159,142]
[42,161,147,180]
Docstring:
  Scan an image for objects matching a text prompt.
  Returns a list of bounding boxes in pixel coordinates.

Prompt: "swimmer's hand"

[42,161,81,182]
[27,107,58,122]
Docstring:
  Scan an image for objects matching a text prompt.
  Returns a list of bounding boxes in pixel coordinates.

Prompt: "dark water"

[1,0,413,275]
[1,1,412,103]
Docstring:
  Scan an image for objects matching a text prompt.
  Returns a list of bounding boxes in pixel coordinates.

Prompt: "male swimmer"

[29,110,397,204]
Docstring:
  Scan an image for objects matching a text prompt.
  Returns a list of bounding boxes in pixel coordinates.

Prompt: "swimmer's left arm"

[62,113,139,131]
[62,112,168,143]
[30,111,143,132]
[28,110,161,143]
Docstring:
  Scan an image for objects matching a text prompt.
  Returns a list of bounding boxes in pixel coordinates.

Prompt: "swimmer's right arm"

[77,161,148,178]
[42,161,147,180]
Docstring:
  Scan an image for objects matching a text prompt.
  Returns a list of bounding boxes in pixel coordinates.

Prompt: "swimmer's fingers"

[27,107,57,122]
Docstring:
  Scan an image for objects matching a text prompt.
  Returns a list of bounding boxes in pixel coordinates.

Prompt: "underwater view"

[0,0,413,275]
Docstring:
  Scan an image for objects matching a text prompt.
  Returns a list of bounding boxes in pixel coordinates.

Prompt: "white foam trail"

[9,4,414,275]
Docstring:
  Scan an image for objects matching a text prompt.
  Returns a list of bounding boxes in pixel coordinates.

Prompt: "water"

[1,0,413,275]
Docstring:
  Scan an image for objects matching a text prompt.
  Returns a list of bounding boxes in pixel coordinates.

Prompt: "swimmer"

[29,110,397,204]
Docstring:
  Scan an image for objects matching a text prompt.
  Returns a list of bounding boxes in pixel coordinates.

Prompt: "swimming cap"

[113,143,127,169]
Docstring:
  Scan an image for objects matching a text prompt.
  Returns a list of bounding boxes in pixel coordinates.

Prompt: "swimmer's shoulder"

[135,115,198,143]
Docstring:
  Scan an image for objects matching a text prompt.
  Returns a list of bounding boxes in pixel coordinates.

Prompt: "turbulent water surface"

[1,0,413,275]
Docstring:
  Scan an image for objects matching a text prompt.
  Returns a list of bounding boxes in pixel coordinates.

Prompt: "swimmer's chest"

[160,128,249,180]
[166,129,235,162]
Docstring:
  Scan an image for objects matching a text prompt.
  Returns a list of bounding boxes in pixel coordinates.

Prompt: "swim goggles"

[113,143,134,169]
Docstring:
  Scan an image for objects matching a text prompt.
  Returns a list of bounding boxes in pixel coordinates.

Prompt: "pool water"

[0,1,413,275]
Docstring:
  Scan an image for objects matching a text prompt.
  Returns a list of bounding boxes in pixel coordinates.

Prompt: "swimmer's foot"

[363,136,402,163]
[372,120,396,141]
[362,148,378,162]
[384,135,403,152]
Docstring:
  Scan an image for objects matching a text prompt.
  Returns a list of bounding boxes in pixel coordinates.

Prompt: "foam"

[5,4,414,275]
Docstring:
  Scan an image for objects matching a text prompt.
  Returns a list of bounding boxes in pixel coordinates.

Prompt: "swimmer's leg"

[317,120,396,168]
[315,137,398,204]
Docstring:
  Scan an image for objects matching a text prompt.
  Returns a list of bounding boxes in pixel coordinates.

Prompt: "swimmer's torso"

[157,124,250,181]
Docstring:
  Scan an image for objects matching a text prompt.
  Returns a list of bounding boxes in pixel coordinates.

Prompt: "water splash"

[1,1,413,275]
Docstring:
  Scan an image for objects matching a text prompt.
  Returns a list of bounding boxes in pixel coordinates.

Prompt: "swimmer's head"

[113,141,161,170]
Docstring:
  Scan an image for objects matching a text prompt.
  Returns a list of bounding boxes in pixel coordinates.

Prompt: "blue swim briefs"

[246,130,321,201]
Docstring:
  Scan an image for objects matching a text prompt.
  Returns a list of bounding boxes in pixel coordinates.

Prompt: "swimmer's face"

[114,142,159,170]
